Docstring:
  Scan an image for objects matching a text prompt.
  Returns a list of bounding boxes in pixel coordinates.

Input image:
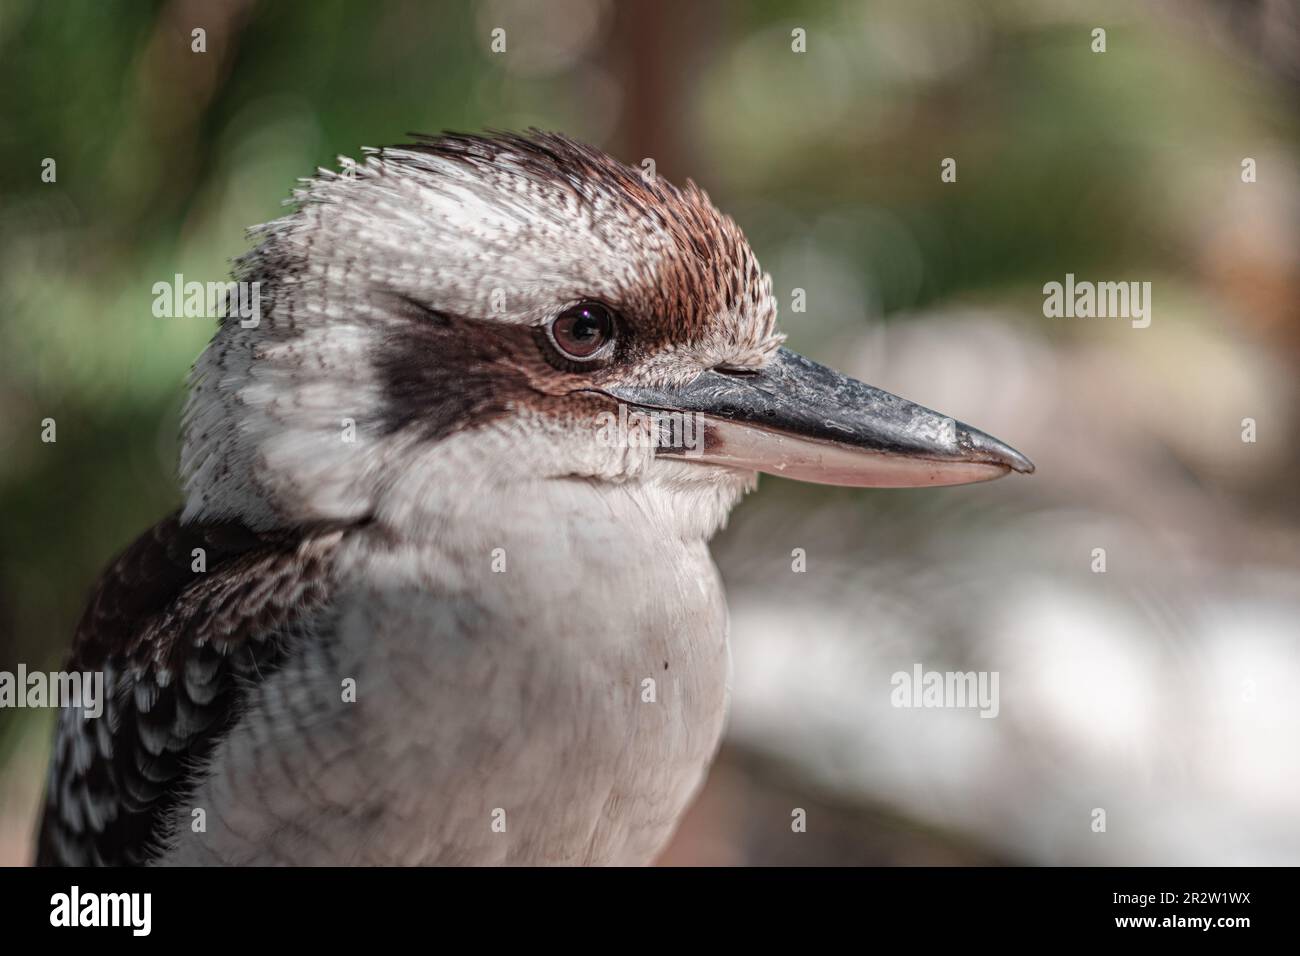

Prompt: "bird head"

[180,131,1032,536]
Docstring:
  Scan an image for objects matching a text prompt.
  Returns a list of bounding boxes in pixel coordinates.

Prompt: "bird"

[35,130,1033,866]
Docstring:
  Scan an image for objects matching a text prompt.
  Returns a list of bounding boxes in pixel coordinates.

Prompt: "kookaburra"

[37,131,1032,866]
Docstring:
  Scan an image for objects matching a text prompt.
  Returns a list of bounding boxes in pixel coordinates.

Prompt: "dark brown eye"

[548,302,616,362]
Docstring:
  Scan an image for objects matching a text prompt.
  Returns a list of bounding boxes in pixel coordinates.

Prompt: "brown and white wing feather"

[35,512,344,866]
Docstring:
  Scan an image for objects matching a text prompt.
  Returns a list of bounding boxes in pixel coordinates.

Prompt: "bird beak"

[595,346,1034,487]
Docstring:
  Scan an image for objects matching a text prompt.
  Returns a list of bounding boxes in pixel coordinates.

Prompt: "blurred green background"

[2,0,1298,865]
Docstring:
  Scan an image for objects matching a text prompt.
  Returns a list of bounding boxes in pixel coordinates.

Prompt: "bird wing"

[35,511,345,865]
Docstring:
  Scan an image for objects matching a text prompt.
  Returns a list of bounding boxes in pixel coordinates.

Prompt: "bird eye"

[547,302,616,363]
